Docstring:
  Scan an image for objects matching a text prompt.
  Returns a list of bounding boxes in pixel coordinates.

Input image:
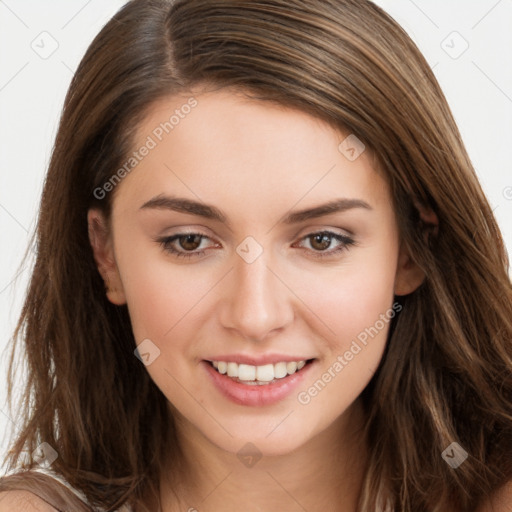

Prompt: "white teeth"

[256,364,274,382]
[227,362,238,377]
[238,364,256,381]
[273,362,288,379]
[286,361,297,373]
[210,359,310,382]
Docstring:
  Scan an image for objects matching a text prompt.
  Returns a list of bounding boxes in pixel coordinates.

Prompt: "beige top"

[2,466,394,511]
[1,466,133,512]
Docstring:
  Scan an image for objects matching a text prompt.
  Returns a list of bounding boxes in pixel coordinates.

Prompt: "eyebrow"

[139,195,372,226]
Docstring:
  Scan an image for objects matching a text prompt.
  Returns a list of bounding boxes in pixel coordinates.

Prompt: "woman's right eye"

[156,233,216,259]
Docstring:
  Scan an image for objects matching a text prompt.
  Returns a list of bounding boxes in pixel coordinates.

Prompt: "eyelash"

[155,231,356,260]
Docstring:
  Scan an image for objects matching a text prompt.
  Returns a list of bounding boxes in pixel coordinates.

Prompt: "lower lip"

[202,360,316,406]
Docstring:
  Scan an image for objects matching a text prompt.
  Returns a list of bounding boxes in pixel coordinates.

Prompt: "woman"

[1,0,511,511]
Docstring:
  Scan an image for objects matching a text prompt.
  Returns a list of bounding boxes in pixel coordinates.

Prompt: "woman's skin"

[88,89,426,511]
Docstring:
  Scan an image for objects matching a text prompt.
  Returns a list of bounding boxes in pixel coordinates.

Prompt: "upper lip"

[204,354,315,366]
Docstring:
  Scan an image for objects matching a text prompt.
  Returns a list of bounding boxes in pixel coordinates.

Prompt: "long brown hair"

[1,0,511,510]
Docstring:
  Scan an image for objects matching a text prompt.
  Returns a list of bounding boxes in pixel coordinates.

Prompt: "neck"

[156,398,368,512]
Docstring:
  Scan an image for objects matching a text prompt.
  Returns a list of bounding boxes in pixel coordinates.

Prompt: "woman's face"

[89,89,422,457]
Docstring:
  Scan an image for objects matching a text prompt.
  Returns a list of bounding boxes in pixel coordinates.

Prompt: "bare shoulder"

[476,479,512,512]
[0,490,58,512]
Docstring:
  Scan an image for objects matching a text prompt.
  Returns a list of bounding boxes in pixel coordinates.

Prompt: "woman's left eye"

[293,231,355,258]
[156,230,355,260]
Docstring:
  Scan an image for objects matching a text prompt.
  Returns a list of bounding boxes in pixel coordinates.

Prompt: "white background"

[0,0,511,471]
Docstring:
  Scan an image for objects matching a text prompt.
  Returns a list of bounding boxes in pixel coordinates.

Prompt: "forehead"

[111,89,391,220]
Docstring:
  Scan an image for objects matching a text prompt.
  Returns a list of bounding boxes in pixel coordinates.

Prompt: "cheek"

[117,253,215,407]
[118,250,215,343]
[291,241,398,350]
[291,240,399,405]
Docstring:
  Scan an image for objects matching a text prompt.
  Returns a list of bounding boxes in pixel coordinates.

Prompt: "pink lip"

[202,359,316,406]
[204,354,315,366]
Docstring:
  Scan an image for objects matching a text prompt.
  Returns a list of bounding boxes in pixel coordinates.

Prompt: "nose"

[219,249,294,342]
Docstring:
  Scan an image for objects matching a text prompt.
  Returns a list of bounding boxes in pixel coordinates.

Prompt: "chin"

[206,418,318,459]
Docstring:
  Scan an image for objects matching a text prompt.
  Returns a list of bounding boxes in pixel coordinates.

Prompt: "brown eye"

[309,233,332,251]
[178,234,203,251]
[157,232,213,259]
[295,231,356,259]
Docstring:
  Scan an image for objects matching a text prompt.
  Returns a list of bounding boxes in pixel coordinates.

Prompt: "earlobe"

[87,209,127,305]
[394,242,426,296]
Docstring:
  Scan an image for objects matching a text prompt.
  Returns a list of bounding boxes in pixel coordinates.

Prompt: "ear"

[87,208,127,305]
[394,202,439,296]
[393,241,426,296]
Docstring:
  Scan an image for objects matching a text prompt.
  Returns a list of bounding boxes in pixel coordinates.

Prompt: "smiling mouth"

[205,358,316,385]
